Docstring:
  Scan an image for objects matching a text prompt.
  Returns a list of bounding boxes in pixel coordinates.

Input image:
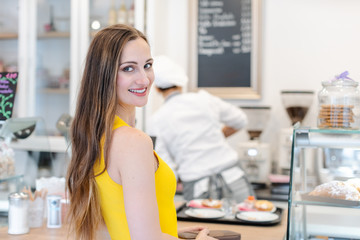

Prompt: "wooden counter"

[0,217,287,240]
[0,202,288,240]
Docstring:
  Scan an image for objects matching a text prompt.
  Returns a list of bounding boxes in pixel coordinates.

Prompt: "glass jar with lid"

[318,71,360,129]
[8,192,29,234]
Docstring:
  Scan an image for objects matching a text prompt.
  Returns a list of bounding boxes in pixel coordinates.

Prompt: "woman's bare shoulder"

[113,126,152,146]
[110,126,154,164]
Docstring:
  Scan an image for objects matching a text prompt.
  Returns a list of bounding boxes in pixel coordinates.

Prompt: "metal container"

[47,195,62,228]
[8,192,29,235]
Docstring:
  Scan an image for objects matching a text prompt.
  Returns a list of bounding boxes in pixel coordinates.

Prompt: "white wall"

[248,0,360,162]
[146,0,360,163]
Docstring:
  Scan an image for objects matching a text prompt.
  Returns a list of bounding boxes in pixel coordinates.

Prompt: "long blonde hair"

[66,24,148,240]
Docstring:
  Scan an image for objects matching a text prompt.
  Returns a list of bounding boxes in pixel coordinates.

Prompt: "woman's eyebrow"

[120,58,153,66]
[120,61,137,65]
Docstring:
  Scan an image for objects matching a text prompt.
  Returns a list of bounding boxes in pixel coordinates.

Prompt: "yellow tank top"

[94,116,178,240]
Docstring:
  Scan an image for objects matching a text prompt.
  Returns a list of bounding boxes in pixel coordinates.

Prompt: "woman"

[66,24,216,240]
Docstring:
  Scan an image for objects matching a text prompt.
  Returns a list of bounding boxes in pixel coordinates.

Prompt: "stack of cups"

[28,197,45,228]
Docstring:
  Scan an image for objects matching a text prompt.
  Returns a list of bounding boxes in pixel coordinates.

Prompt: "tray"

[301,193,360,207]
[176,203,283,226]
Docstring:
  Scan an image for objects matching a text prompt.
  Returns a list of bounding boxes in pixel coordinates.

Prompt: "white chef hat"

[153,55,189,89]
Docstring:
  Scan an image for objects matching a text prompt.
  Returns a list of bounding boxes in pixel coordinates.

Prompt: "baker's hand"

[195,228,217,240]
[222,126,238,138]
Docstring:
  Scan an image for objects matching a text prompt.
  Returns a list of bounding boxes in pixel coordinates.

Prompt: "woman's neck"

[116,107,136,127]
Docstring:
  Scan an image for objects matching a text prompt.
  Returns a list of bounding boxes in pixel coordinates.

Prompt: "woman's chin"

[134,100,148,108]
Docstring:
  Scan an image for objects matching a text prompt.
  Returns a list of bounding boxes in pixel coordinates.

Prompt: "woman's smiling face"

[116,37,154,109]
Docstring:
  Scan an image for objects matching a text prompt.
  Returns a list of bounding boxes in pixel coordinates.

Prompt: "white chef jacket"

[147,90,248,183]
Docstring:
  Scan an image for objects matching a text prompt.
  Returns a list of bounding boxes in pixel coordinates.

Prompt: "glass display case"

[287,128,360,240]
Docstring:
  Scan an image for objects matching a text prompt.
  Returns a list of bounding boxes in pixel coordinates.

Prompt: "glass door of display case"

[0,0,71,136]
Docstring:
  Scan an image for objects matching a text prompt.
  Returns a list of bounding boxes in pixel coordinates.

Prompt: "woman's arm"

[109,127,167,239]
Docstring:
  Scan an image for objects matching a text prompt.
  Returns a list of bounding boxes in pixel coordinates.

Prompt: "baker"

[146,55,255,203]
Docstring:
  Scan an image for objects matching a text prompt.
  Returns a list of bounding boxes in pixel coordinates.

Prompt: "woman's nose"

[136,69,151,85]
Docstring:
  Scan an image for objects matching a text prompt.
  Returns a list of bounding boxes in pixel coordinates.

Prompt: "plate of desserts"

[236,197,276,213]
[186,198,223,209]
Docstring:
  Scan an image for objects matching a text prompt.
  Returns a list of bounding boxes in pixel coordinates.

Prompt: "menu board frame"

[189,0,262,99]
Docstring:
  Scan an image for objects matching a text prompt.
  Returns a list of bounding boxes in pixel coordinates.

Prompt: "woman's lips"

[128,88,147,96]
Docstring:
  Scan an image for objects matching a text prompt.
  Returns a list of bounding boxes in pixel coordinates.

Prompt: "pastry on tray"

[254,200,274,211]
[346,178,360,192]
[201,199,222,208]
[186,198,222,209]
[309,179,360,201]
[237,198,275,212]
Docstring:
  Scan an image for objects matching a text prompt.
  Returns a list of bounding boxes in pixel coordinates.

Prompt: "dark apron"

[182,165,255,202]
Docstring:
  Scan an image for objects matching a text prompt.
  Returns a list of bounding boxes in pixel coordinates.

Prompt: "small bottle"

[117,0,128,24]
[47,195,62,228]
[8,192,29,235]
[108,0,117,26]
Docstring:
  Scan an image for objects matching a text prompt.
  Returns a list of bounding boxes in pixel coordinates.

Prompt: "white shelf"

[0,32,18,39]
[0,31,71,39]
[38,31,70,38]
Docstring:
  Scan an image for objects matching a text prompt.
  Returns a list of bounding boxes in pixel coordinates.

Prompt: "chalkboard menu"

[196,0,260,98]
[0,72,18,121]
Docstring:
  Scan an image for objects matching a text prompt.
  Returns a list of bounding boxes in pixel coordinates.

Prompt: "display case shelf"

[292,199,360,209]
[294,128,360,148]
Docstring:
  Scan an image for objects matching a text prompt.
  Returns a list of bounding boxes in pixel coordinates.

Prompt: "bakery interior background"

[146,0,360,164]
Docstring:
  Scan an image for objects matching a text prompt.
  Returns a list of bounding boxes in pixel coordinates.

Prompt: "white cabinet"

[13,0,73,135]
[35,0,71,135]
[0,0,146,136]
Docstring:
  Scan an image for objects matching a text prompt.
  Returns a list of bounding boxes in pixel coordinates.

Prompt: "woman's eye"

[144,63,152,69]
[123,66,134,72]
